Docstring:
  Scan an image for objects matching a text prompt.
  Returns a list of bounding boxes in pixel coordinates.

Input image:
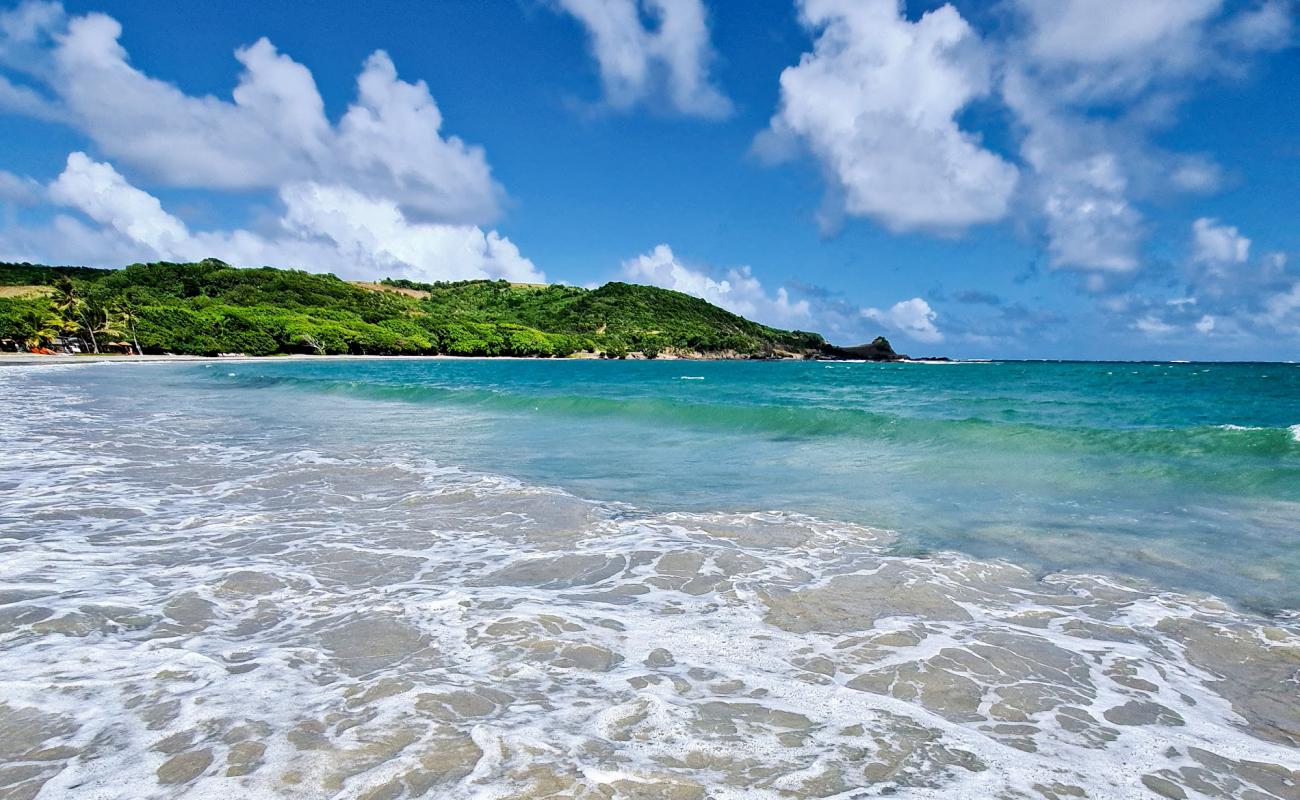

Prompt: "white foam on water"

[0,368,1297,800]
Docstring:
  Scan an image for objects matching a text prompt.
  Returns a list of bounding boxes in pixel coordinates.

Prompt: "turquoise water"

[186,358,1300,611]
[4,359,1299,798]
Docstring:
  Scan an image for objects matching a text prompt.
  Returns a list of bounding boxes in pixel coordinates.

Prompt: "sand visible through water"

[0,363,1297,799]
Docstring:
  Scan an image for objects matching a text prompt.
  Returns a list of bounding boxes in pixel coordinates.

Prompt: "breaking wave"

[0,367,1297,799]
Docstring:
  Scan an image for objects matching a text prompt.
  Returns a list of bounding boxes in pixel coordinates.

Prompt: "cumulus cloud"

[1032,144,1143,272]
[757,0,1018,232]
[47,152,190,255]
[553,0,731,117]
[1191,217,1251,265]
[1180,220,1297,336]
[863,297,944,343]
[276,183,540,282]
[0,3,500,223]
[754,0,1290,278]
[1263,282,1300,329]
[0,3,545,284]
[1,153,543,284]
[621,244,811,328]
[1001,0,1292,275]
[1111,218,1298,343]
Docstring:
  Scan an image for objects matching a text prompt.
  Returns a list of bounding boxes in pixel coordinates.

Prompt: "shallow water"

[199,358,1300,609]
[0,361,1297,799]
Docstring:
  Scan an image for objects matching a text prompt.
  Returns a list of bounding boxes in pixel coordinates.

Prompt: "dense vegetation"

[0,260,830,358]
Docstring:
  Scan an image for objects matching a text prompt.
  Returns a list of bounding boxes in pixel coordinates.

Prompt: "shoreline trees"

[1,260,829,359]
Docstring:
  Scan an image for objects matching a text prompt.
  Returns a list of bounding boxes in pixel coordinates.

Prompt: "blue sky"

[1,0,1298,359]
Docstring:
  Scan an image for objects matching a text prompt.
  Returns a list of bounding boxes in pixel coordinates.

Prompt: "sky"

[1,0,1298,359]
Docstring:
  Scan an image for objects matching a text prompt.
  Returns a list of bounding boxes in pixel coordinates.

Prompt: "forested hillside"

[0,260,830,358]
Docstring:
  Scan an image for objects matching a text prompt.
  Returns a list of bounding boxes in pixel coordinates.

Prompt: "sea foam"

[0,367,1297,799]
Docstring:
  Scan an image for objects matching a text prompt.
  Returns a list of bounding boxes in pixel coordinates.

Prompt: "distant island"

[0,259,908,361]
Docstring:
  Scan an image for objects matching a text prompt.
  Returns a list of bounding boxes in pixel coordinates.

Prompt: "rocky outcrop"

[822,336,908,361]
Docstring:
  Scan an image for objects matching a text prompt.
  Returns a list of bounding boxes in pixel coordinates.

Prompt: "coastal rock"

[760,567,972,633]
[1103,700,1185,727]
[645,648,676,668]
[824,336,908,361]
[155,749,213,785]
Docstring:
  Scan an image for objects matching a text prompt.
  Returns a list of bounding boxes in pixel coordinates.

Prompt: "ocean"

[1,358,1297,799]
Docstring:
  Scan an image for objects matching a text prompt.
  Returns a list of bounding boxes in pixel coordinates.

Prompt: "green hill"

[0,259,833,358]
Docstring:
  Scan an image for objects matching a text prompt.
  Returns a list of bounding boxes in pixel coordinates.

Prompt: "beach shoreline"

[1,364,1297,799]
[0,352,608,366]
[0,351,837,366]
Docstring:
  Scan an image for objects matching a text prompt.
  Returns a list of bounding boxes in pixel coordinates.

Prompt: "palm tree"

[109,296,143,355]
[52,276,100,353]
[18,303,72,351]
[92,313,126,352]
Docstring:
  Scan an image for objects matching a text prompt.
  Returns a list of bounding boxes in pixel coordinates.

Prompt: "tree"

[109,295,144,355]
[0,295,73,351]
[297,331,325,355]
[51,277,100,353]
[26,306,71,351]
[88,308,125,351]
[3,261,834,359]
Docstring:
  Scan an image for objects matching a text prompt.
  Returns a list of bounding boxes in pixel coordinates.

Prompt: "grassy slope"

[0,260,829,358]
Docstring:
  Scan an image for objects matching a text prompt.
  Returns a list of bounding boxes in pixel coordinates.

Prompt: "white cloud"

[1015,0,1223,99]
[621,244,811,328]
[993,0,1289,278]
[1262,283,1300,330]
[620,245,952,346]
[0,169,42,204]
[276,183,540,282]
[1020,0,1220,63]
[1014,0,1290,99]
[47,152,190,256]
[0,0,60,45]
[863,297,944,343]
[757,0,1018,232]
[1034,145,1142,272]
[4,153,543,284]
[999,66,1148,275]
[1191,217,1251,264]
[553,0,731,117]
[1,4,500,223]
[0,4,541,284]
[0,74,62,120]
[999,0,1290,275]
[1168,156,1224,194]
[1102,214,1300,344]
[1225,0,1294,51]
[1134,314,1177,336]
[751,0,1285,274]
